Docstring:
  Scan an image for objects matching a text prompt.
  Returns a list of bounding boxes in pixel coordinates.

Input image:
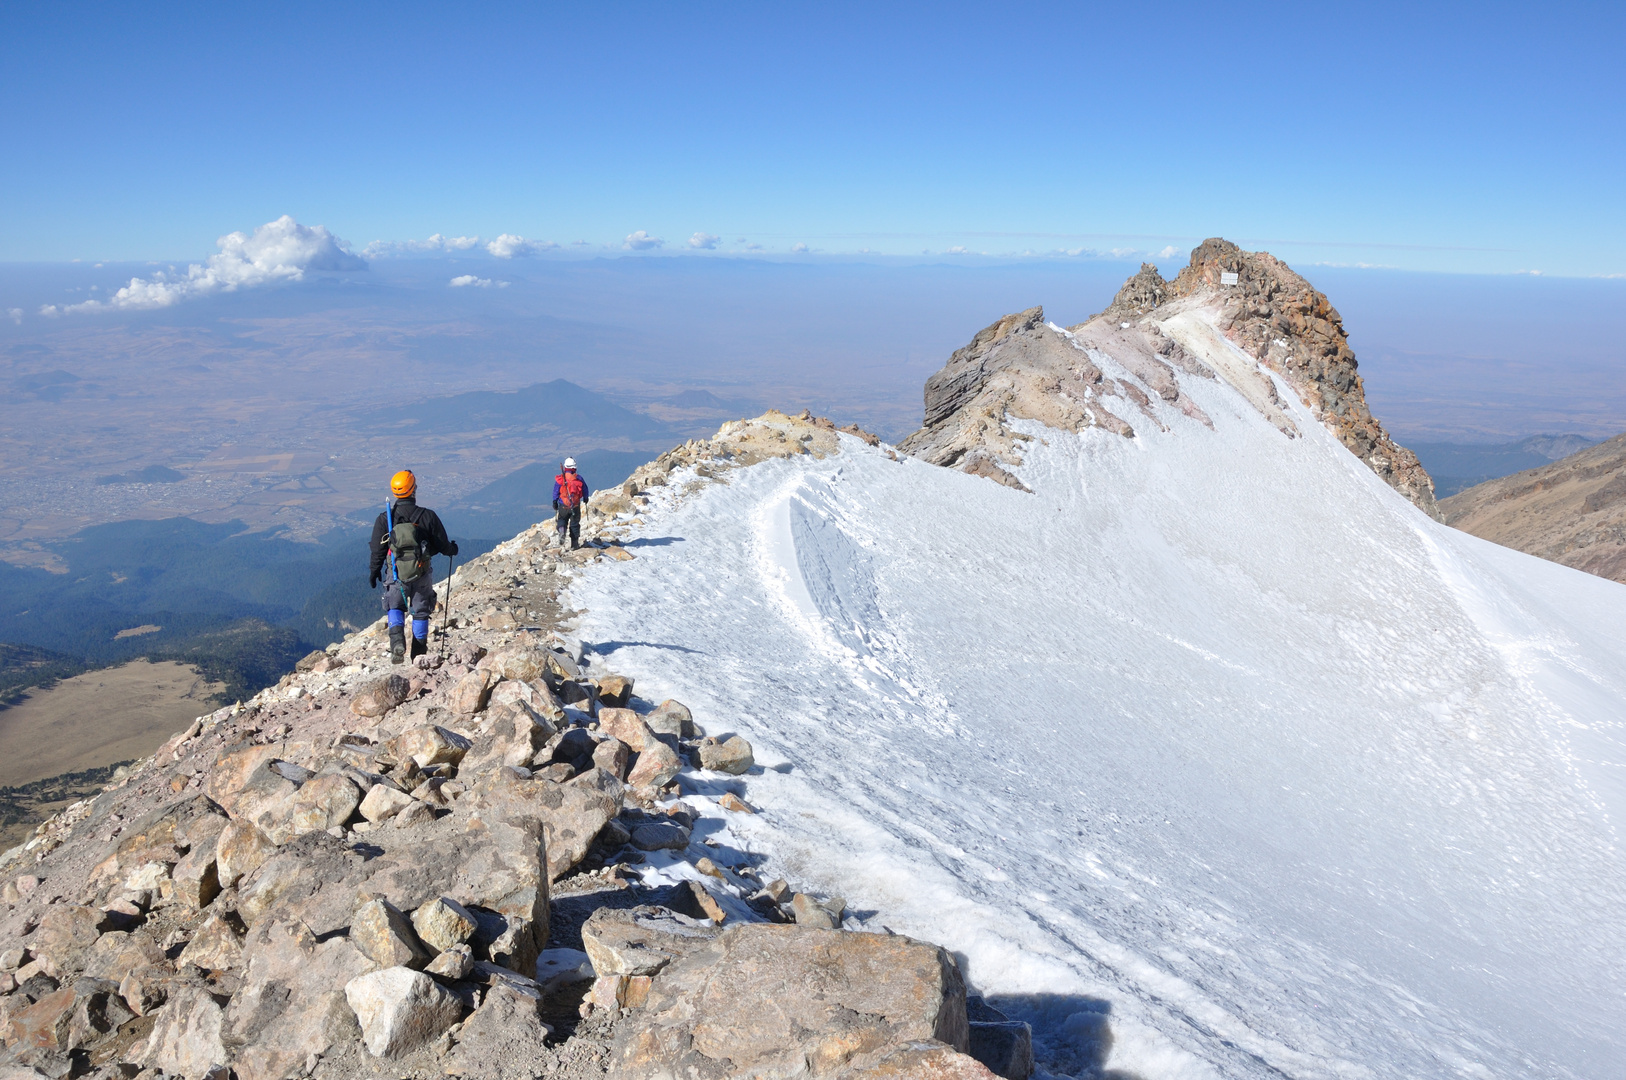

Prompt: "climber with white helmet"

[552,457,590,551]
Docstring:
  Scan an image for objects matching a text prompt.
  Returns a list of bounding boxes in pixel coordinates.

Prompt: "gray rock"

[345,966,463,1057]
[351,897,432,969]
[969,1020,1035,1079]
[790,893,836,930]
[643,699,695,738]
[696,734,754,775]
[139,985,230,1078]
[604,924,971,1078]
[629,821,690,851]
[580,906,720,977]
[425,943,474,980]
[446,981,553,1080]
[412,896,478,953]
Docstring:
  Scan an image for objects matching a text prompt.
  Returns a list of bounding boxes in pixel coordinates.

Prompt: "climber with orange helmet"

[369,470,459,663]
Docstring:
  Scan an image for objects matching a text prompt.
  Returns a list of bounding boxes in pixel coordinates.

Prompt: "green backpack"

[390,520,426,582]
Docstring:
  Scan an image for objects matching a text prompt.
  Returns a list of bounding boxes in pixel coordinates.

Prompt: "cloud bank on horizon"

[42,216,365,315]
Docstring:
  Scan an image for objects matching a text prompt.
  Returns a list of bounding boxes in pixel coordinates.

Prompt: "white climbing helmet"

[563,457,577,469]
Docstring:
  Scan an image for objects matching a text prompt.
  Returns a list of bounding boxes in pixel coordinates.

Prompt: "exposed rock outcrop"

[901,238,1440,519]
[1441,431,1626,582]
[0,426,1016,1079]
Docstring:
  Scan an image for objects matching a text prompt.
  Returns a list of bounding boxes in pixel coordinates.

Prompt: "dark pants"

[383,573,437,639]
[556,506,581,547]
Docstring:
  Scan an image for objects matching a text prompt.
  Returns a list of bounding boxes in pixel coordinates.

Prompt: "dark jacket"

[370,498,457,581]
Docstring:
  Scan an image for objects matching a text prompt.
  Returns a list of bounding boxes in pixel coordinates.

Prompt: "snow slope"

[572,323,1626,1079]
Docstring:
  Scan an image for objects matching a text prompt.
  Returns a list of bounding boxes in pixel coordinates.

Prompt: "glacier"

[571,320,1626,1078]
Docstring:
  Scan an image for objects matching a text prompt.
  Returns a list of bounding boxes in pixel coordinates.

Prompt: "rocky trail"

[0,412,1022,1080]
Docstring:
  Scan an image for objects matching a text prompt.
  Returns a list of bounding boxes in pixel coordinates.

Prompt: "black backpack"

[390,519,426,582]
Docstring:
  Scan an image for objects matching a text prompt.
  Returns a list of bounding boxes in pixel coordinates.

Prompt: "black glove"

[552,499,560,510]
[369,571,380,589]
[447,541,459,557]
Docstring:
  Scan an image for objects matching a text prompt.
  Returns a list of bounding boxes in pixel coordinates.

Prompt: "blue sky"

[2,1,1621,275]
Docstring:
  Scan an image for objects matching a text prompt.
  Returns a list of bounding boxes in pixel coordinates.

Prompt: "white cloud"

[792,242,809,253]
[947,246,967,255]
[449,275,509,288]
[1157,245,1182,259]
[364,233,481,257]
[486,234,556,258]
[688,232,720,250]
[624,231,664,251]
[42,216,364,314]
[6,308,21,325]
[570,240,591,247]
[1110,247,1137,258]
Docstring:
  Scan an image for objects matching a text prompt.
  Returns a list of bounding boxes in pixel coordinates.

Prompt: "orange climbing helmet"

[390,470,417,497]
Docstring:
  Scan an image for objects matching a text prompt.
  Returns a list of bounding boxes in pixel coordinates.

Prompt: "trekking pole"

[440,552,455,654]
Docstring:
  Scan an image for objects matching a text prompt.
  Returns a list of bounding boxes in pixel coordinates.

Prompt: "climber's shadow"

[591,640,705,656]
[974,992,1146,1080]
[622,536,684,548]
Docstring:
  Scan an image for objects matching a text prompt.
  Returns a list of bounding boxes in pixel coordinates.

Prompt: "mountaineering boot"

[388,624,407,665]
[410,634,427,660]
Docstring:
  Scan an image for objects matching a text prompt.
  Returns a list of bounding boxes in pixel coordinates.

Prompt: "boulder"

[177,911,246,972]
[459,702,557,774]
[596,708,654,751]
[119,964,169,1015]
[31,906,103,974]
[595,674,635,708]
[385,725,472,768]
[697,735,754,774]
[276,772,363,840]
[489,678,565,723]
[477,646,550,683]
[351,897,432,970]
[411,896,478,953]
[669,880,727,924]
[605,925,972,1078]
[171,843,222,909]
[3,986,75,1051]
[545,649,581,682]
[627,740,684,790]
[792,893,838,929]
[629,821,690,851]
[425,944,474,980]
[644,699,695,738]
[549,727,599,770]
[592,737,630,781]
[345,966,463,1057]
[393,799,436,828]
[81,930,164,985]
[968,1021,1035,1080]
[64,978,135,1051]
[224,918,371,1080]
[580,906,720,977]
[717,792,755,814]
[350,673,412,717]
[139,985,230,1079]
[206,744,283,814]
[837,1043,1002,1078]
[446,981,552,1080]
[215,820,278,888]
[465,766,617,883]
[448,669,494,714]
[359,783,416,823]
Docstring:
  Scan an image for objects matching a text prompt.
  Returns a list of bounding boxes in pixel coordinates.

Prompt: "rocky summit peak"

[902,238,1440,518]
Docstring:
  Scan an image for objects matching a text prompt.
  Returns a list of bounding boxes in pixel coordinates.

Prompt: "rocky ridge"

[900,238,1440,517]
[0,412,1022,1080]
[1441,430,1626,583]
